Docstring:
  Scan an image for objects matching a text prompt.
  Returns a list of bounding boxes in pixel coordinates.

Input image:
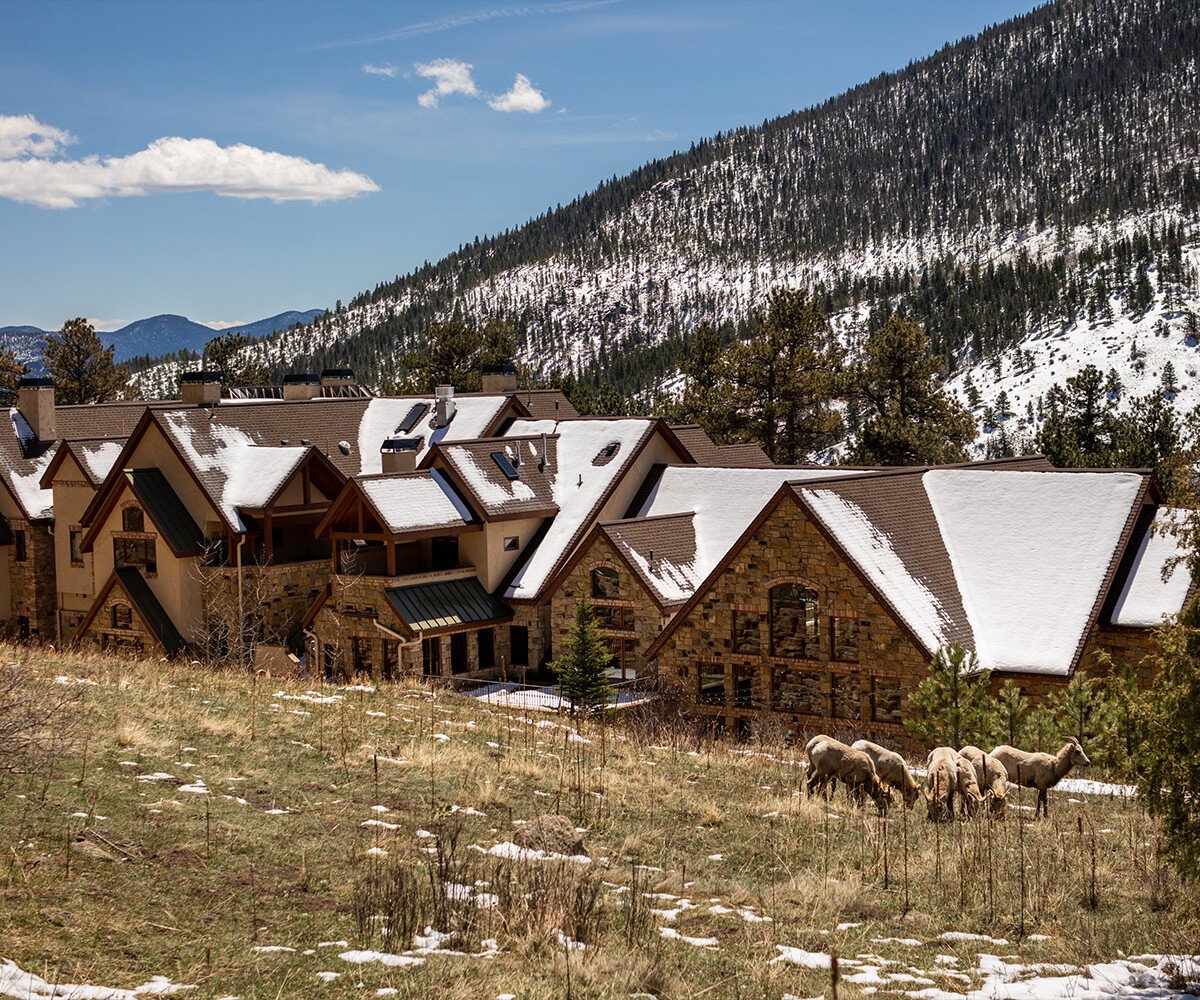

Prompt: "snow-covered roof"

[159,410,310,532]
[436,435,559,519]
[77,440,124,484]
[358,470,476,534]
[356,396,509,475]
[622,466,863,604]
[1111,508,1192,627]
[923,469,1145,674]
[500,418,658,600]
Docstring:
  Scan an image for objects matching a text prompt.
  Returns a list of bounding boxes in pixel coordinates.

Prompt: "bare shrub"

[0,661,83,775]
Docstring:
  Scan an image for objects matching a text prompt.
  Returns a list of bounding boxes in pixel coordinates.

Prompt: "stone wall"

[651,494,929,749]
[6,521,56,639]
[76,581,163,658]
[307,572,518,682]
[200,558,330,646]
[549,536,672,679]
[993,624,1160,698]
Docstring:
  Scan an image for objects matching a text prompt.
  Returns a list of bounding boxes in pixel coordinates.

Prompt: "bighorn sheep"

[952,749,986,818]
[959,745,1008,818]
[851,739,921,807]
[925,746,958,822]
[989,738,1090,818]
[805,735,891,812]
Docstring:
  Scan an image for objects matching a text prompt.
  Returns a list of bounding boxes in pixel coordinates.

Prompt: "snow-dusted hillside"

[130,0,1200,428]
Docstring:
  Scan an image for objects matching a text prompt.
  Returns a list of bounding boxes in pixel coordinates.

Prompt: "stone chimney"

[180,371,222,406]
[320,367,356,387]
[434,385,457,428]
[282,372,321,401]
[381,437,421,474]
[17,376,55,441]
[481,362,517,394]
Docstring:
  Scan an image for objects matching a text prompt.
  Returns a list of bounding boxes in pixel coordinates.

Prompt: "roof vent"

[434,385,456,428]
[338,440,351,456]
[592,440,621,466]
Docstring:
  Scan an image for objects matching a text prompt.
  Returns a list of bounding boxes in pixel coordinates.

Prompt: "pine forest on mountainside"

[128,0,1200,453]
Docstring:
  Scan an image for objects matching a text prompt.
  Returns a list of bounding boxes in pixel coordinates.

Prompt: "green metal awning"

[384,576,512,634]
[114,566,187,655]
[127,469,206,554]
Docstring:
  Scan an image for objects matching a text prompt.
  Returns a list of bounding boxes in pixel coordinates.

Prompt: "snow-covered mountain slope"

[130,0,1200,427]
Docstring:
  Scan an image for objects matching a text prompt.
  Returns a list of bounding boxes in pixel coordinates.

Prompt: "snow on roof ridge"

[923,468,1145,675]
[356,395,508,476]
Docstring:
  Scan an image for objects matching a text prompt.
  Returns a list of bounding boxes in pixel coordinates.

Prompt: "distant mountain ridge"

[1,310,325,368]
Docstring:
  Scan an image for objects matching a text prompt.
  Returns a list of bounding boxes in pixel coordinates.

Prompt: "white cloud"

[488,73,551,113]
[0,113,76,159]
[414,58,479,108]
[362,62,398,78]
[0,115,380,209]
[201,319,249,330]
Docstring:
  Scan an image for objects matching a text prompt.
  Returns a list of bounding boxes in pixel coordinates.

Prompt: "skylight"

[398,403,429,434]
[491,451,519,480]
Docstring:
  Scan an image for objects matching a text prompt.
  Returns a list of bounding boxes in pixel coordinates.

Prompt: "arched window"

[112,603,133,630]
[769,583,820,659]
[122,507,145,532]
[591,566,620,599]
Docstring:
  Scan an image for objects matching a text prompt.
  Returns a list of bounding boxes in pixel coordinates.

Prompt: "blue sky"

[1,0,1040,333]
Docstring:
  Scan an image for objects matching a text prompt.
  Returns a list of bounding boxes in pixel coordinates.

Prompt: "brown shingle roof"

[432,435,561,520]
[511,390,579,422]
[600,512,698,607]
[669,425,773,467]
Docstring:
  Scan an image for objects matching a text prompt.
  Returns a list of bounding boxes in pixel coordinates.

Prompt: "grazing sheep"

[925,746,958,822]
[959,745,1008,818]
[805,735,891,812]
[989,738,1091,818]
[953,751,986,818]
[851,739,921,807]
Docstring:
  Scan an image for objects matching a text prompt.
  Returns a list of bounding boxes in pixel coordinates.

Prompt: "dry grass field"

[1,643,1198,999]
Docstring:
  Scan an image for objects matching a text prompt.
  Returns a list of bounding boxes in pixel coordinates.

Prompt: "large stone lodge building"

[1,365,1190,740]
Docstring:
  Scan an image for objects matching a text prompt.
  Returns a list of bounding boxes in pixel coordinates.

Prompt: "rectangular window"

[830,617,862,663]
[422,636,441,677]
[872,676,903,724]
[698,663,725,705]
[731,610,761,654]
[477,627,496,670]
[604,636,637,681]
[14,530,27,563]
[114,536,157,575]
[770,584,819,659]
[352,636,373,676]
[382,639,399,681]
[450,632,469,673]
[591,567,620,599]
[112,603,133,629]
[733,664,755,708]
[503,536,519,551]
[771,667,824,715]
[69,529,84,566]
[831,673,864,720]
[510,625,529,667]
[594,604,631,630]
[431,536,458,571]
[122,507,145,533]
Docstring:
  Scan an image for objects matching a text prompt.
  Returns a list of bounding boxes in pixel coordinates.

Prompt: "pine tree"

[1023,705,1060,752]
[850,314,976,465]
[1162,360,1178,390]
[1048,670,1110,753]
[552,598,614,713]
[1137,593,1200,882]
[0,342,27,407]
[1097,659,1146,779]
[43,318,130,404]
[203,332,270,392]
[994,679,1029,745]
[905,643,996,748]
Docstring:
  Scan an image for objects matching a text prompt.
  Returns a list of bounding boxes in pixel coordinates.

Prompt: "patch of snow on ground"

[0,959,195,1000]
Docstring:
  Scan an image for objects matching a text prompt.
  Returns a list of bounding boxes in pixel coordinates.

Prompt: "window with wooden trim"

[604,636,637,681]
[69,528,84,567]
[112,603,133,630]
[831,672,865,720]
[382,639,399,680]
[503,536,519,551]
[122,507,145,533]
[731,610,761,654]
[352,636,373,676]
[830,617,863,663]
[697,663,725,705]
[769,583,819,658]
[872,676,903,724]
[114,536,156,575]
[733,664,755,708]
[14,530,27,563]
[593,604,631,630]
[591,566,620,599]
[771,667,824,715]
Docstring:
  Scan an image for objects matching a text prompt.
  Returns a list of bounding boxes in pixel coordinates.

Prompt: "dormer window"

[122,507,144,533]
[592,441,622,466]
[112,603,133,630]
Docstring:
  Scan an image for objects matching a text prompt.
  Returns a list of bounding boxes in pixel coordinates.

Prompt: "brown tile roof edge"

[601,512,699,607]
